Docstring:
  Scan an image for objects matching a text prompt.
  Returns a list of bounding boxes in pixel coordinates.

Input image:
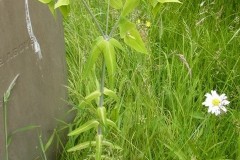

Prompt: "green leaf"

[109,38,125,52]
[102,40,117,88]
[59,6,70,18]
[95,134,103,160]
[67,140,121,152]
[125,29,148,54]
[84,36,105,77]
[103,87,118,101]
[85,37,117,88]
[119,18,148,54]
[54,0,69,8]
[97,107,107,125]
[67,141,96,152]
[68,120,99,136]
[106,119,120,131]
[38,0,52,4]
[158,0,182,3]
[151,0,181,17]
[152,3,163,17]
[119,18,135,38]
[85,90,101,103]
[149,0,158,7]
[102,140,122,150]
[47,1,56,17]
[54,0,70,18]
[108,0,123,9]
[122,0,139,17]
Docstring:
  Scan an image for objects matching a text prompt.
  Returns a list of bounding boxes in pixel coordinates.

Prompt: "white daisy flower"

[202,90,230,116]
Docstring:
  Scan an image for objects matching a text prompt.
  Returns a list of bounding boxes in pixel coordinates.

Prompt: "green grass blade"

[4,74,20,102]
[44,129,56,152]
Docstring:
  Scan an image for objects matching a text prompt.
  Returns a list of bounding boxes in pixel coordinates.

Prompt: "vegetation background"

[60,0,240,159]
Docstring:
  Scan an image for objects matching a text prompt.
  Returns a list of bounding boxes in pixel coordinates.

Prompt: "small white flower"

[202,90,230,116]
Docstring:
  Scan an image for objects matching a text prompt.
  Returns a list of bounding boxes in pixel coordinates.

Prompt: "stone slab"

[0,0,68,159]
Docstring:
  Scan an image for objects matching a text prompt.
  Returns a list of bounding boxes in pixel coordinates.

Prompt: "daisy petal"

[202,90,230,116]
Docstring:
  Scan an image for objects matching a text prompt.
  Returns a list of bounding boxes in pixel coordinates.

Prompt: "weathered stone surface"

[0,0,68,159]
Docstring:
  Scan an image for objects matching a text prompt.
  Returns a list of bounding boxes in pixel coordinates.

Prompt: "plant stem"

[106,0,110,35]
[99,60,105,108]
[109,16,121,38]
[98,59,106,136]
[3,97,9,160]
[81,0,106,38]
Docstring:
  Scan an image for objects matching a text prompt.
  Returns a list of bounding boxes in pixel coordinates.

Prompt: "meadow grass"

[61,0,240,159]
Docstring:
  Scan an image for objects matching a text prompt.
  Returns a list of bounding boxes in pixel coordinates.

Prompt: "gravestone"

[0,0,68,159]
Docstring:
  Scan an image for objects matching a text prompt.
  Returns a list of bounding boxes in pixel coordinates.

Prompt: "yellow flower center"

[146,21,151,27]
[212,98,220,106]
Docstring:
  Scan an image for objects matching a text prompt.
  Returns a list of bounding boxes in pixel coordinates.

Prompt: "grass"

[60,0,240,159]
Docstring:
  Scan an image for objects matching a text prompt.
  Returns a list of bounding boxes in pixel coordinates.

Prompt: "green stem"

[81,0,106,38]
[109,16,121,38]
[98,59,106,137]
[3,97,9,160]
[99,60,105,108]
[106,0,110,35]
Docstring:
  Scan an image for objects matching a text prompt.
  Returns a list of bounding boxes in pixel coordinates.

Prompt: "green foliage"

[103,87,119,101]
[68,120,99,136]
[119,17,148,54]
[38,0,52,4]
[121,0,139,16]
[106,119,120,131]
[62,0,240,159]
[38,0,70,17]
[84,36,118,88]
[158,0,181,3]
[54,0,70,18]
[150,0,182,17]
[109,38,125,52]
[108,0,123,10]
[37,0,212,160]
[67,139,122,152]
[102,39,117,88]
[95,134,103,160]
[85,90,101,103]
[150,0,181,6]
[67,141,97,152]
[3,74,20,160]
[84,36,105,77]
[97,107,107,125]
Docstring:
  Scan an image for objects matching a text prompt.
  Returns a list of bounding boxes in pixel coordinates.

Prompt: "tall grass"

[61,0,240,159]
